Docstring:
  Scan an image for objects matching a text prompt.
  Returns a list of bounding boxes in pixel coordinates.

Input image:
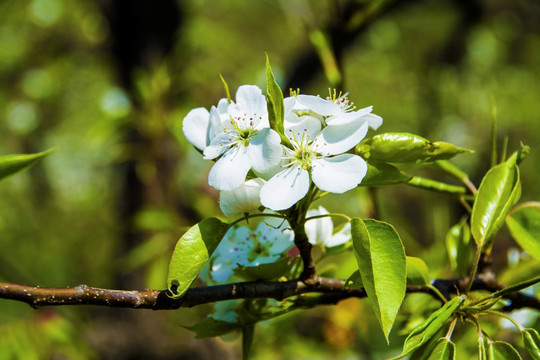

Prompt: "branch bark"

[1,276,539,311]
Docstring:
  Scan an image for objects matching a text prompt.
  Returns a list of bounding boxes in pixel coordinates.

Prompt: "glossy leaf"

[0,148,58,182]
[471,153,520,249]
[391,296,465,359]
[265,55,288,146]
[406,256,430,286]
[506,203,540,261]
[356,133,472,163]
[167,218,229,298]
[427,338,456,360]
[522,328,540,360]
[360,161,411,186]
[186,317,241,339]
[351,218,406,342]
[487,341,522,360]
[445,218,472,276]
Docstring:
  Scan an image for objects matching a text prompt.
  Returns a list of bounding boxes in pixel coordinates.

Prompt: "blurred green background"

[1,0,539,358]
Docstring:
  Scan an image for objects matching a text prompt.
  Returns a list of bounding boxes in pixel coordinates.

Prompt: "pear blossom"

[203,85,283,191]
[219,178,265,217]
[182,98,230,151]
[305,206,351,247]
[210,218,294,282]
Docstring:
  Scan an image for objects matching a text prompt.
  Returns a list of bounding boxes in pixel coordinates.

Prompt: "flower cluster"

[183,85,382,213]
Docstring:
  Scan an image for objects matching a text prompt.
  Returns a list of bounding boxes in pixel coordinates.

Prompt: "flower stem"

[465,246,483,295]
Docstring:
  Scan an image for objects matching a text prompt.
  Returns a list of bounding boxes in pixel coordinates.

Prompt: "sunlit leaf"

[487,341,522,360]
[522,328,540,360]
[265,54,288,146]
[471,152,520,249]
[0,148,58,182]
[234,256,291,281]
[167,218,229,298]
[506,203,540,261]
[427,338,456,360]
[351,218,406,342]
[356,133,472,163]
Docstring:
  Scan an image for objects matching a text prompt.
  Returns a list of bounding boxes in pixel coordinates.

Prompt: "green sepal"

[0,148,58,183]
[445,217,473,276]
[522,328,540,360]
[487,341,522,360]
[351,218,406,343]
[356,133,472,163]
[360,161,412,187]
[471,152,520,250]
[167,218,229,298]
[506,203,540,262]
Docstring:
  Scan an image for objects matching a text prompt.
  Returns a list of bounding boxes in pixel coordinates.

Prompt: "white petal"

[216,98,230,115]
[312,119,369,155]
[297,94,339,116]
[182,107,210,151]
[248,128,283,173]
[208,146,252,191]
[365,113,383,130]
[203,132,234,160]
[283,96,296,117]
[284,113,322,140]
[327,222,351,247]
[235,85,267,119]
[311,154,367,193]
[305,206,333,246]
[260,166,310,211]
[219,178,265,217]
[325,106,372,126]
[208,106,223,141]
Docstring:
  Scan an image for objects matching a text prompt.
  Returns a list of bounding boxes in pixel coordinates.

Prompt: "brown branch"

[1,276,539,312]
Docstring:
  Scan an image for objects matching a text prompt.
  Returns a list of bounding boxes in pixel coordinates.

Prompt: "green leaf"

[0,148,58,182]
[185,317,242,339]
[471,152,520,249]
[234,256,291,281]
[167,217,229,298]
[360,161,411,186]
[406,256,430,286]
[351,218,406,342]
[427,338,456,360]
[506,203,540,261]
[356,133,472,163]
[522,328,540,360]
[445,218,472,276]
[265,54,289,147]
[487,341,522,360]
[408,332,445,360]
[391,296,465,359]
[219,73,232,103]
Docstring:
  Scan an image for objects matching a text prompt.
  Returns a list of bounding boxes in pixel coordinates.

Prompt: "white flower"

[305,206,351,248]
[182,98,229,151]
[203,85,283,191]
[219,178,265,217]
[296,93,383,129]
[210,218,294,282]
[260,123,369,211]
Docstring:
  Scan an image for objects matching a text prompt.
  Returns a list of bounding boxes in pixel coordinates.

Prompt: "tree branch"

[1,276,539,311]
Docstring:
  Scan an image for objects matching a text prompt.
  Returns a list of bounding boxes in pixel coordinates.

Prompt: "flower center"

[284,129,319,171]
[227,113,260,146]
[326,88,355,112]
